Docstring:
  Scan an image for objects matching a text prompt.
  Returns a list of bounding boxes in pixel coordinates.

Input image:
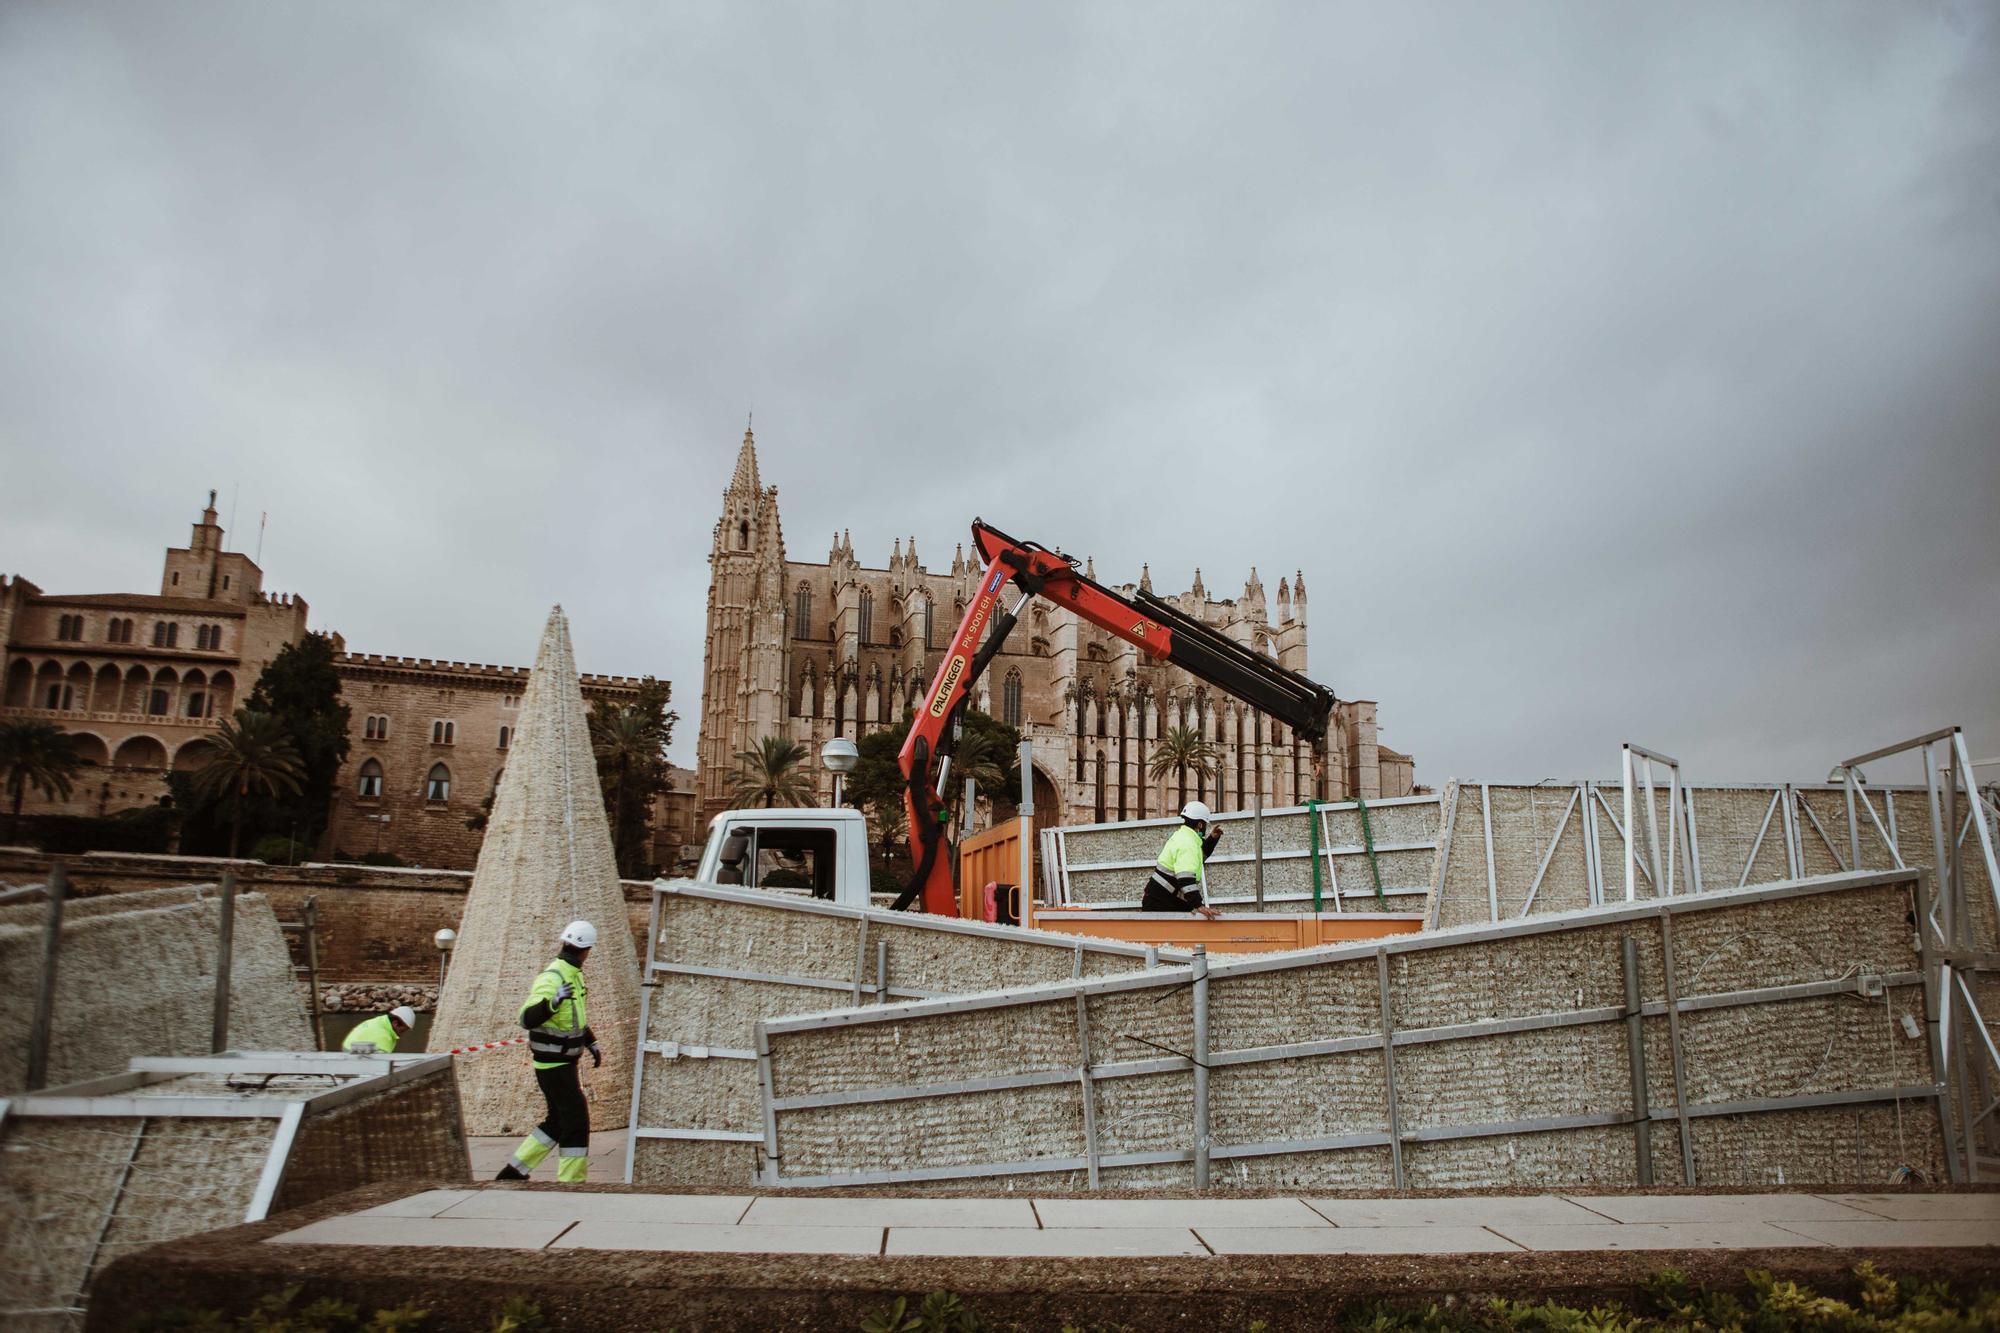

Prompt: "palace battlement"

[336,651,647,688]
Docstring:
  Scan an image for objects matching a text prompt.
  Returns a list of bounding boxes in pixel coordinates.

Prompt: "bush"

[21,805,180,854]
[251,834,309,866]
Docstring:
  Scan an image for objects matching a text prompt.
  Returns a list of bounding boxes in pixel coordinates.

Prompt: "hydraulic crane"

[897,520,1338,915]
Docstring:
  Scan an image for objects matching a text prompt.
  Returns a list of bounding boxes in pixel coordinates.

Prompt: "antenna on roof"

[256,512,267,565]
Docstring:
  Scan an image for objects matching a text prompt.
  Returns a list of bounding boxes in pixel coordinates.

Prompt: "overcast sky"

[3,2,1995,785]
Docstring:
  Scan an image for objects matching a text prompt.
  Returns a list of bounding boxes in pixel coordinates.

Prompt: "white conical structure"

[431,607,642,1134]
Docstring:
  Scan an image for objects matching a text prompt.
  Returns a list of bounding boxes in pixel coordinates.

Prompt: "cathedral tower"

[698,427,790,818]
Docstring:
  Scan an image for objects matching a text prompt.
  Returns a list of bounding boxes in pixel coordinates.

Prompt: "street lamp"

[433,928,456,989]
[821,738,859,807]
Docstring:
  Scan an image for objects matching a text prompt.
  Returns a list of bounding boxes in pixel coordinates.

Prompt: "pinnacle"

[729,425,760,495]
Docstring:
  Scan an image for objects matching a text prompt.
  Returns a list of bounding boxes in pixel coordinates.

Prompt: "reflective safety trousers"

[520,957,588,1070]
[343,1013,400,1054]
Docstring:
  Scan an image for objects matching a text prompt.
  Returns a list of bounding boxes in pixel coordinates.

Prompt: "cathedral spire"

[1140,562,1153,594]
[729,424,760,494]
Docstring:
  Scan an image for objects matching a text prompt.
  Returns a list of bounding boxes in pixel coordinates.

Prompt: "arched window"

[1094,750,1107,823]
[357,759,383,798]
[795,582,813,632]
[922,596,935,648]
[737,520,749,549]
[857,589,874,645]
[1002,670,1023,727]
[498,725,511,749]
[425,763,451,802]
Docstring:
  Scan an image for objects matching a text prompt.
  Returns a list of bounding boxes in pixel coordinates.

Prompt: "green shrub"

[250,834,309,866]
[22,805,180,854]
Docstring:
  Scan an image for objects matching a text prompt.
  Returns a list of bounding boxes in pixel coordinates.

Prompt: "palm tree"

[190,709,306,858]
[590,704,659,851]
[1147,724,1218,813]
[942,729,1009,830]
[0,720,82,839]
[730,736,815,808]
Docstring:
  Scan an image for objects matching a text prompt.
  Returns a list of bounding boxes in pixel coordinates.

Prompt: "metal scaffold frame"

[1833,726,2000,1181]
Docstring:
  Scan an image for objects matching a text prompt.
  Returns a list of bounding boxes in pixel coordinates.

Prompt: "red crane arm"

[893,520,1336,915]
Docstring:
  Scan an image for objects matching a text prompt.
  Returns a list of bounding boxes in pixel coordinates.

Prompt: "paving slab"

[744,1196,1039,1229]
[269,1215,573,1249]
[1034,1198,1327,1229]
[1769,1219,2000,1248]
[1564,1194,1882,1224]
[1198,1226,1522,1255]
[886,1227,1207,1257]
[1821,1193,2000,1221]
[439,1192,753,1224]
[1492,1222,1827,1252]
[353,1189,480,1219]
[553,1222,883,1255]
[1306,1196,1603,1228]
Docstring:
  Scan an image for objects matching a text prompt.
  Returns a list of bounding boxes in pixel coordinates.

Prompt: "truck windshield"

[712,823,838,900]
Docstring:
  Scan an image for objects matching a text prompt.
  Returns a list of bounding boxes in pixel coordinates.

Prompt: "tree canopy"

[588,677,677,877]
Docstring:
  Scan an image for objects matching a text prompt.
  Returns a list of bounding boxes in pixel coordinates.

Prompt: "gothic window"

[1094,751,1107,823]
[105,618,128,644]
[499,725,511,749]
[431,719,455,745]
[795,583,812,633]
[152,622,179,648]
[357,759,383,798]
[738,520,749,549]
[922,597,934,648]
[148,689,169,716]
[44,683,73,710]
[425,763,451,802]
[185,691,206,718]
[858,589,874,645]
[1001,670,1022,727]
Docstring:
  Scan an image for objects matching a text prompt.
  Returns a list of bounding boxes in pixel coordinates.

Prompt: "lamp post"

[433,927,456,990]
[821,738,859,807]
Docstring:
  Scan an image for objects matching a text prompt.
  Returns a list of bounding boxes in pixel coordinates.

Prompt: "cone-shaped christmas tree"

[431,607,642,1134]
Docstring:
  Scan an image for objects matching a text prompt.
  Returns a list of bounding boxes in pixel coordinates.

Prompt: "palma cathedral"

[695,430,1415,828]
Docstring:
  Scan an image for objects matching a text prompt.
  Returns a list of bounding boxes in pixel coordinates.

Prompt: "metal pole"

[1253,776,1265,910]
[962,775,976,839]
[26,860,67,1091]
[1622,935,1654,1185]
[1017,739,1034,914]
[211,870,238,1054]
[1622,746,1637,901]
[1377,947,1406,1188]
[1191,944,1210,1189]
[303,897,323,1050]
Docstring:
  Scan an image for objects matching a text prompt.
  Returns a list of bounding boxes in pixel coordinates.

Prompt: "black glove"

[588,1044,603,1068]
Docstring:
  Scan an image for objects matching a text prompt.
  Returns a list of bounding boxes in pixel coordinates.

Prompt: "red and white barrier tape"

[438,1035,533,1056]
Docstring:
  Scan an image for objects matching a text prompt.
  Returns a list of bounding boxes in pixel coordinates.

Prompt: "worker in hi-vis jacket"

[496,920,601,1183]
[1143,800,1223,919]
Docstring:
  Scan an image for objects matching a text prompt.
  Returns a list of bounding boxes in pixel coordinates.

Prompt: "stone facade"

[322,654,686,870]
[3,497,693,871]
[0,494,313,816]
[695,430,1414,827]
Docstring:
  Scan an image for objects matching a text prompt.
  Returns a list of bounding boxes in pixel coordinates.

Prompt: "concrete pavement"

[269,1188,2000,1258]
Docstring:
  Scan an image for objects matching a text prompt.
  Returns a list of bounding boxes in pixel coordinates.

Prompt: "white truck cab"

[693,807,876,908]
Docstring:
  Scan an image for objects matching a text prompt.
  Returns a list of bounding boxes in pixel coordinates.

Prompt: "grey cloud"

[3,1,1995,782]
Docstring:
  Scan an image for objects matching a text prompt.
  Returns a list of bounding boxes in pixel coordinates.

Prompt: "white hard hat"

[1181,800,1212,823]
[560,919,599,949]
[389,1005,417,1027]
